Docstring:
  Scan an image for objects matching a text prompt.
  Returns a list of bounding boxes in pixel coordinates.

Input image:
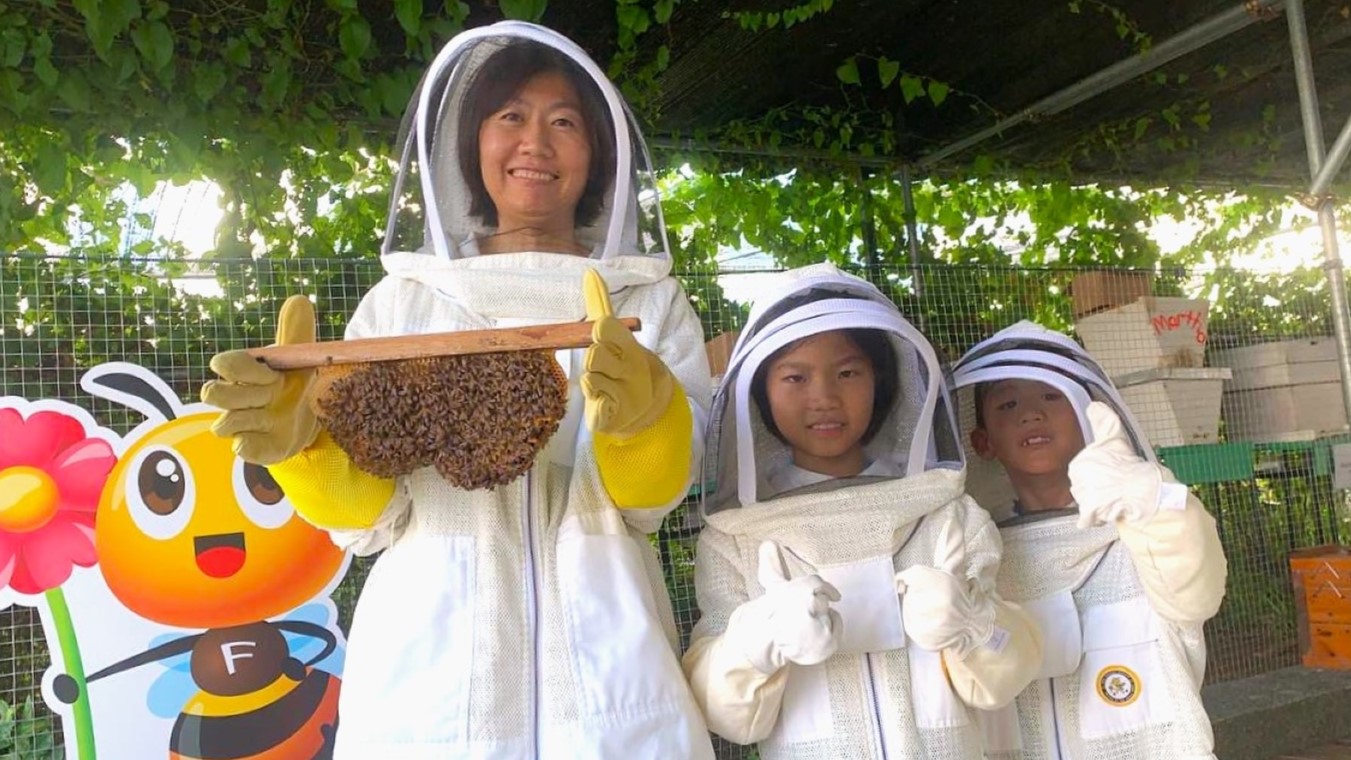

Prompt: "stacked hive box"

[1210,337,1347,442]
[1072,273,1229,448]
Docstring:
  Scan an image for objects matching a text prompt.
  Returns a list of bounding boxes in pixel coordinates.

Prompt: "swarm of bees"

[311,352,569,489]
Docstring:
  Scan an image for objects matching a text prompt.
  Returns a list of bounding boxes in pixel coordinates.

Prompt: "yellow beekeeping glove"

[267,430,396,531]
[202,295,394,532]
[202,295,321,465]
[581,268,675,438]
[582,269,692,508]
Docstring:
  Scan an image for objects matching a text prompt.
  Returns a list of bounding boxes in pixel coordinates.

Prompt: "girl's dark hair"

[751,328,900,447]
[456,41,616,228]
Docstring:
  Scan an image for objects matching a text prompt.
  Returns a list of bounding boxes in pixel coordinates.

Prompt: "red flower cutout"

[0,407,116,594]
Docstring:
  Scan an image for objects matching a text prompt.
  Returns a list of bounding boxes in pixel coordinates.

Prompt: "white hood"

[949,320,1157,518]
[703,264,964,513]
[379,21,672,294]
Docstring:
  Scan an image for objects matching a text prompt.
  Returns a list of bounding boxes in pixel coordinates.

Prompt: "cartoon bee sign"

[1,363,351,759]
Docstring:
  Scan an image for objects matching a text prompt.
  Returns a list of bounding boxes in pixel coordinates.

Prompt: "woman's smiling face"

[478,70,592,238]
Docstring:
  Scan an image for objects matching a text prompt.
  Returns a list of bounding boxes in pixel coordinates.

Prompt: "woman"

[202,22,714,759]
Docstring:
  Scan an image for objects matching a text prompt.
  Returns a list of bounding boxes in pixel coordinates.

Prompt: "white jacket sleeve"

[1115,474,1228,624]
[682,526,790,745]
[943,511,1044,710]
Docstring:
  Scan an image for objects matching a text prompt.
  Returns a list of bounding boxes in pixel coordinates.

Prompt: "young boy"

[952,320,1228,760]
[683,264,1042,759]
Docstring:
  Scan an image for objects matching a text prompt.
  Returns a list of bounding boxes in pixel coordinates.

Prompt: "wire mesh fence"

[0,252,1345,757]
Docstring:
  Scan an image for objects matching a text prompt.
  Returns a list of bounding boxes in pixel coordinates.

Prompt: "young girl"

[683,264,1042,759]
[202,23,714,759]
[951,321,1227,759]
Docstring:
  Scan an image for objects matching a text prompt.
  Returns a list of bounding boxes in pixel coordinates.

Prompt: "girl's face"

[477,71,592,238]
[764,331,876,478]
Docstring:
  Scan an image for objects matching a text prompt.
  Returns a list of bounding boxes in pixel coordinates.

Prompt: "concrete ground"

[1204,666,1351,760]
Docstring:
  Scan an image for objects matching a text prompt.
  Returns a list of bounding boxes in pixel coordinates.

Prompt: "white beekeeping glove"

[895,521,997,659]
[1070,401,1188,529]
[724,541,844,674]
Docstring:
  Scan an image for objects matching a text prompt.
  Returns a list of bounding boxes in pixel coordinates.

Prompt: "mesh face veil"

[702,265,964,514]
[381,21,671,262]
[950,320,1158,518]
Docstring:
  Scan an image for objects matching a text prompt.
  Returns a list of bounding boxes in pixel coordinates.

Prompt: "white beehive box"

[1114,367,1231,448]
[1076,297,1210,377]
[1211,338,1348,442]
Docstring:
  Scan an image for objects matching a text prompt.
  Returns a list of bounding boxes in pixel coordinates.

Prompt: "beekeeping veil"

[381,21,670,265]
[702,264,964,515]
[949,320,1156,520]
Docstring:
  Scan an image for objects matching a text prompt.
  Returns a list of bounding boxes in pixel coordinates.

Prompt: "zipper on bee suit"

[862,654,889,760]
[522,472,541,756]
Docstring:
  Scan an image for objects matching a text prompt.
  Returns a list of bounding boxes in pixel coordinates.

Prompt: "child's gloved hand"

[1070,402,1186,529]
[895,522,996,659]
[201,295,321,465]
[581,269,676,438]
[725,541,843,674]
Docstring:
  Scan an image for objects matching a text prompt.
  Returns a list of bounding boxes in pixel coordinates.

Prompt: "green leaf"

[899,73,924,103]
[877,57,899,89]
[1133,117,1151,140]
[224,37,252,68]
[339,15,372,59]
[193,60,227,102]
[655,0,674,24]
[927,80,949,106]
[33,140,68,196]
[657,44,670,71]
[33,55,57,87]
[395,0,422,36]
[616,4,649,34]
[56,68,91,111]
[0,28,26,68]
[501,0,548,22]
[130,20,174,70]
[835,57,860,85]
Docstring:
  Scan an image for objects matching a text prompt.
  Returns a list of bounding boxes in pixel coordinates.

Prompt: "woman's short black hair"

[750,328,900,447]
[456,41,616,229]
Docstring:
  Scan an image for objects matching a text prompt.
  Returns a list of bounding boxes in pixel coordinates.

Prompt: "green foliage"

[727,0,835,32]
[0,696,62,760]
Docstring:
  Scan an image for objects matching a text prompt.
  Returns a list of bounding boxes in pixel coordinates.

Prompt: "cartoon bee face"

[95,408,344,630]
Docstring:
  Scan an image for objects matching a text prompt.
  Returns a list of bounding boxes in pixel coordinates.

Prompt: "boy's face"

[970,378,1085,478]
[764,331,876,478]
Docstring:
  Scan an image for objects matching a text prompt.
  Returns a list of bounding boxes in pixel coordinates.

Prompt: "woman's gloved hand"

[895,522,997,659]
[201,295,321,465]
[581,268,676,438]
[725,541,843,674]
[1070,401,1187,529]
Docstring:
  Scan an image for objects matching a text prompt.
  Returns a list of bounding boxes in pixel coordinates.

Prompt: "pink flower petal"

[0,410,86,470]
[7,553,41,595]
[0,533,15,590]
[51,438,116,512]
[49,513,97,567]
[12,528,76,594]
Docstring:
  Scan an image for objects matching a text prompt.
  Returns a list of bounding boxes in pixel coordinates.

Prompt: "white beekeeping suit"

[291,22,714,759]
[950,321,1228,760]
[684,264,1042,760]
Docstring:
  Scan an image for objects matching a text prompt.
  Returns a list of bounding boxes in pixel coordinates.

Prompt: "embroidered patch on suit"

[1096,664,1141,707]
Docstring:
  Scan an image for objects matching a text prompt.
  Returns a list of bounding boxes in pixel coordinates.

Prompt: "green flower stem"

[44,586,96,760]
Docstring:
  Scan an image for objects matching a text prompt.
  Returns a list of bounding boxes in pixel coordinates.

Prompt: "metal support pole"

[899,164,926,329]
[1287,0,1351,429]
[1310,111,1351,198]
[919,0,1285,168]
[860,166,881,287]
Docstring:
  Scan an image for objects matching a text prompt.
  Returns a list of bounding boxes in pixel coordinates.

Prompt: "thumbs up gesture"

[895,521,996,658]
[580,268,676,438]
[1070,402,1182,529]
[201,295,321,465]
[726,541,843,674]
